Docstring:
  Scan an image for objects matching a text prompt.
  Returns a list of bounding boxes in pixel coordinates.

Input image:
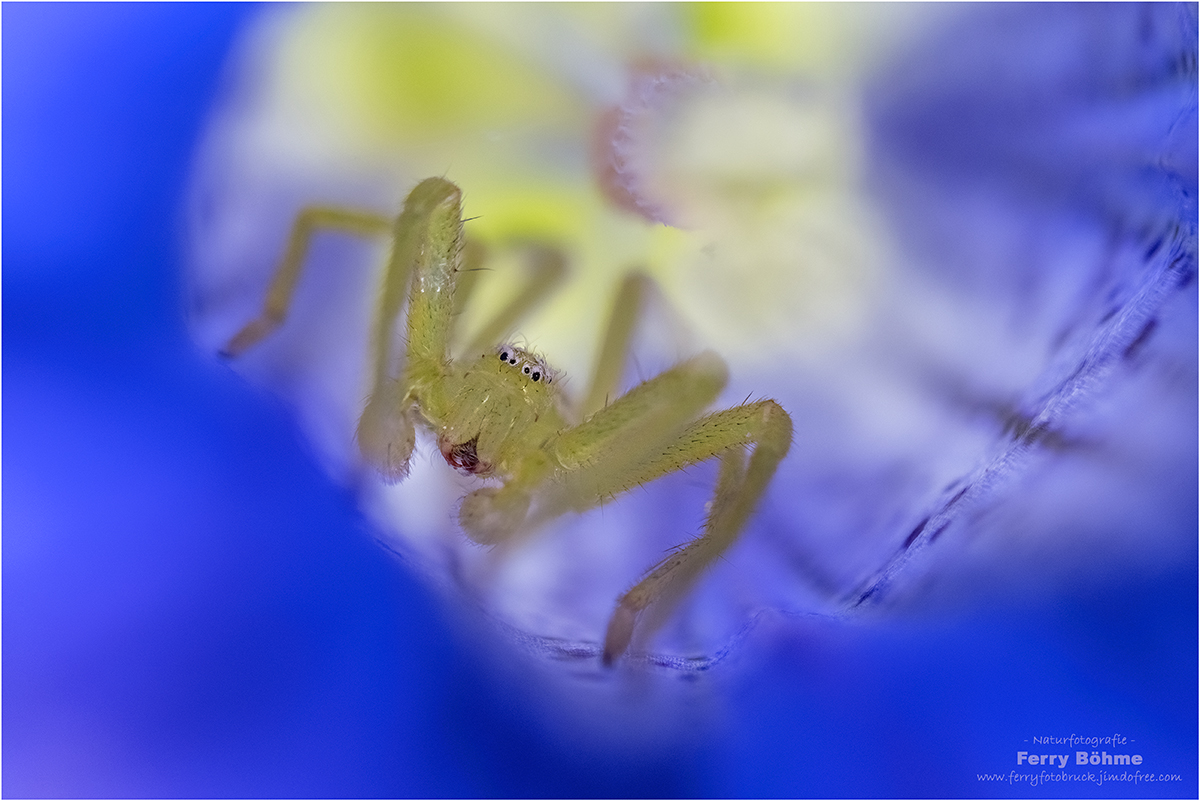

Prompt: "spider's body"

[224,177,793,664]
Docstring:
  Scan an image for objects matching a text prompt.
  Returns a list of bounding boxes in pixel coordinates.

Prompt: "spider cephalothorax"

[435,345,560,477]
[223,177,792,664]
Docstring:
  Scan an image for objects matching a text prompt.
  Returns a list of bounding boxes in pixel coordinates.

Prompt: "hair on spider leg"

[628,353,647,385]
[661,536,700,556]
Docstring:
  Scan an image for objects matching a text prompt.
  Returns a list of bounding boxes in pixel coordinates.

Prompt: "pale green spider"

[223,177,793,664]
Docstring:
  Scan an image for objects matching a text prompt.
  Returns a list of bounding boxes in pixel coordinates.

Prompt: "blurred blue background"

[4,3,1195,798]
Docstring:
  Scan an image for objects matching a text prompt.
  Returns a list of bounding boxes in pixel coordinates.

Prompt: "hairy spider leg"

[457,350,729,543]
[455,243,567,359]
[354,178,463,480]
[555,349,793,664]
[579,272,653,420]
[220,206,393,360]
[599,399,792,664]
[457,341,792,662]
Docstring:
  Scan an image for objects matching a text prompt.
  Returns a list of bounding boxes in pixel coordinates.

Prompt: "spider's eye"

[523,366,530,374]
[499,351,508,361]
[532,371,540,381]
[509,358,517,365]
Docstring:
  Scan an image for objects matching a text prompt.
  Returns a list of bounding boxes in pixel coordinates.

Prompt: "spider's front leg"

[219,207,394,359]
[216,199,425,479]
[503,347,793,664]
[599,398,792,664]
[221,178,468,481]
[356,178,467,481]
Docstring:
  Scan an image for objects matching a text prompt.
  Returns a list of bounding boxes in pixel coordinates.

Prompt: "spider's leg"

[458,350,729,544]
[600,400,792,664]
[579,272,653,420]
[455,243,567,357]
[374,179,463,391]
[469,345,791,662]
[220,206,392,358]
[359,178,465,479]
